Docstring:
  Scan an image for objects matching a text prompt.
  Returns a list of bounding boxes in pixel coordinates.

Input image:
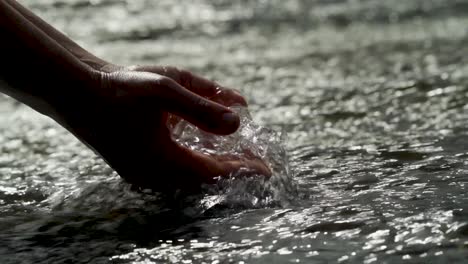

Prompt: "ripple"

[2,0,468,263]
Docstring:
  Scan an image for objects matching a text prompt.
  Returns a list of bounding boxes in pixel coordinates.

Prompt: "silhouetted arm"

[0,0,98,119]
[4,0,113,71]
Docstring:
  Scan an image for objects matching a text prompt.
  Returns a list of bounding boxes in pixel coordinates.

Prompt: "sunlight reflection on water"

[1,0,468,263]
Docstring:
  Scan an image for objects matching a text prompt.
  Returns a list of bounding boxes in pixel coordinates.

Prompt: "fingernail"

[222,112,239,125]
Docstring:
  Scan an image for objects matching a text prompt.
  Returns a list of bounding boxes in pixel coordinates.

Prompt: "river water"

[2,0,468,263]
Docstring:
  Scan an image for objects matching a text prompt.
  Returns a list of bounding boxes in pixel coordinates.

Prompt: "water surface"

[2,0,468,263]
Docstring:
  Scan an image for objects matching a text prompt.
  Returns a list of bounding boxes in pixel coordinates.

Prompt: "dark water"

[2,0,468,263]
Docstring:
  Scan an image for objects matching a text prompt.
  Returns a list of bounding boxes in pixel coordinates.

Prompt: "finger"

[209,89,248,107]
[158,78,240,135]
[131,66,247,106]
[176,70,247,106]
[174,144,271,184]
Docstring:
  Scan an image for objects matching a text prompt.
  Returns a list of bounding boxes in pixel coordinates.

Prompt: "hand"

[59,67,270,192]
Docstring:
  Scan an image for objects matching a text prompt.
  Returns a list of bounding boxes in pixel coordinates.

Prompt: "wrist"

[44,67,102,121]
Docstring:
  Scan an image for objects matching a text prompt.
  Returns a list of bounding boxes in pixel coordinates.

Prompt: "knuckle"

[164,66,181,78]
[153,77,176,98]
[158,76,174,87]
[178,69,193,87]
[164,66,179,73]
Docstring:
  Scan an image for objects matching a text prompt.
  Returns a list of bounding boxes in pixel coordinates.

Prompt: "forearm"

[4,0,116,72]
[0,1,98,117]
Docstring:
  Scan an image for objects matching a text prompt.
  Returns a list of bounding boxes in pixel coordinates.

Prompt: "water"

[172,105,294,210]
[2,0,468,263]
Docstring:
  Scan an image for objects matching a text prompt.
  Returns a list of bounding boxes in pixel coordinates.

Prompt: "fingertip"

[221,159,272,178]
[219,111,240,134]
[230,89,248,106]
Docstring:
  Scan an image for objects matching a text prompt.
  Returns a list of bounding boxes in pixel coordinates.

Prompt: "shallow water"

[2,0,468,263]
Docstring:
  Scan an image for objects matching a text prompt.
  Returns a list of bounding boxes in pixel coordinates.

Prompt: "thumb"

[159,78,240,135]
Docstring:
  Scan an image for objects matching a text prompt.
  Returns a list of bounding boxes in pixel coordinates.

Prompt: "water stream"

[2,0,468,263]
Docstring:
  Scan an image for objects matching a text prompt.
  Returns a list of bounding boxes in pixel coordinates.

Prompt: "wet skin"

[0,0,270,192]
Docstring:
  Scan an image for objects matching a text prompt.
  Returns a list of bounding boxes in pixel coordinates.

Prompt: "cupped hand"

[62,67,270,192]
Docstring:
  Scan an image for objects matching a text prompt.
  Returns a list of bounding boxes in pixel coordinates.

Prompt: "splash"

[171,105,295,209]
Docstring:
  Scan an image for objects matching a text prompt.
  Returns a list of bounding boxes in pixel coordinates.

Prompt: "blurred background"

[1,0,468,263]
